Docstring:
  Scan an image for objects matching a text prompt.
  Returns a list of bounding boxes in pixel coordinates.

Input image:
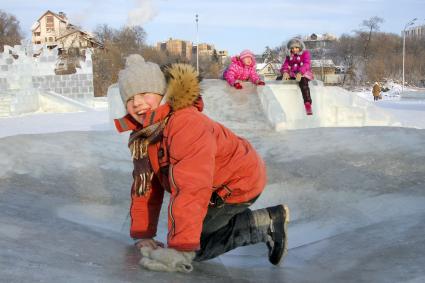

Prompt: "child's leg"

[299,77,312,104]
[194,196,260,261]
[194,200,289,265]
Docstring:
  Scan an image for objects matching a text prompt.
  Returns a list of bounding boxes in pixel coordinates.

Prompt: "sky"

[1,0,425,55]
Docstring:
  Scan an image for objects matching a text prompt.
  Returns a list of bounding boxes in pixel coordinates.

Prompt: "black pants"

[298,77,312,104]
[276,75,312,104]
[194,195,260,261]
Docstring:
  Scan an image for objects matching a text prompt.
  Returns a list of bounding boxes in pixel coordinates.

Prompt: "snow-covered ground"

[351,82,425,129]
[1,80,425,282]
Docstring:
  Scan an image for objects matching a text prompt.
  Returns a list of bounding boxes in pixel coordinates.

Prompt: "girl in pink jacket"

[279,38,314,115]
[223,49,265,89]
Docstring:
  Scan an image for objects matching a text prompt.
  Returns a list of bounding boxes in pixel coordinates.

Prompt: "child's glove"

[296,73,302,82]
[283,73,290,80]
[139,246,195,273]
[234,82,243,89]
[257,80,265,86]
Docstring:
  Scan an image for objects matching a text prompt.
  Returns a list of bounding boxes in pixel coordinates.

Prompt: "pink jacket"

[224,56,260,86]
[280,50,314,80]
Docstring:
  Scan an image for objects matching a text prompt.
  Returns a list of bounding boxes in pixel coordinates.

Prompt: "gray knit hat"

[118,54,166,104]
[287,38,304,51]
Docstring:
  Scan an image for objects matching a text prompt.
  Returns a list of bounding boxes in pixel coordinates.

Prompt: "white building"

[256,63,281,80]
[31,10,102,51]
[405,24,425,39]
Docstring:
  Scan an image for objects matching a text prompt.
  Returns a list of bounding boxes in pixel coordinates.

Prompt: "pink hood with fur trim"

[223,56,260,86]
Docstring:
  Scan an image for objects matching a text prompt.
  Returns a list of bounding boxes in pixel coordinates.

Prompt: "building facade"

[196,43,215,56]
[405,25,425,39]
[303,33,337,59]
[156,38,193,61]
[31,11,69,47]
[156,38,228,63]
[31,10,102,51]
[256,63,280,80]
[217,50,228,65]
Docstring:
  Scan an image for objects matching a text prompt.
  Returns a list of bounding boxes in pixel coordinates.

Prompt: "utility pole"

[196,14,199,74]
[402,18,417,93]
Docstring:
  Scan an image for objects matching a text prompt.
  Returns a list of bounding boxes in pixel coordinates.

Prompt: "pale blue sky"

[1,0,424,55]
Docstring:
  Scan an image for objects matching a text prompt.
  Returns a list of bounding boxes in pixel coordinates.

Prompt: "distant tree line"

[264,16,425,87]
[92,24,222,96]
[0,10,24,52]
[329,16,425,87]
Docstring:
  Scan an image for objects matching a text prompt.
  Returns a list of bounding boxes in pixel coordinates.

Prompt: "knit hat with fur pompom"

[118,54,166,104]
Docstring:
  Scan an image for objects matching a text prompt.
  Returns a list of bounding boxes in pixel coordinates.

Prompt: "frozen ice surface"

[1,80,425,282]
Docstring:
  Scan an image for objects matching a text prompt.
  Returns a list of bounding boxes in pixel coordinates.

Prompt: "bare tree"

[141,46,168,65]
[113,25,146,54]
[331,34,362,85]
[92,24,180,96]
[93,24,115,46]
[197,55,221,79]
[0,10,23,52]
[262,46,272,63]
[359,16,384,59]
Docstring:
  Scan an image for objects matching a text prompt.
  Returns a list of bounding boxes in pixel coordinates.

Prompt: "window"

[48,37,54,42]
[46,15,54,32]
[34,32,41,36]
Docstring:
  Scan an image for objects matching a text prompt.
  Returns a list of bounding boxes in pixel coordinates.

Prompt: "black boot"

[266,205,290,265]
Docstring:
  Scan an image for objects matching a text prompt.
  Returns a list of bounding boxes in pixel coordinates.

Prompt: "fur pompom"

[165,64,200,111]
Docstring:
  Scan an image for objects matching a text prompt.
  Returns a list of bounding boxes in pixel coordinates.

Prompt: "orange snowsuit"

[115,65,267,251]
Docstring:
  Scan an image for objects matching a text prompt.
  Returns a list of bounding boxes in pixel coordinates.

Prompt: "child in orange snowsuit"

[114,54,289,273]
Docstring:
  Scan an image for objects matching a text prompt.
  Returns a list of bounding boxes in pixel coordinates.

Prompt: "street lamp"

[402,18,417,93]
[195,14,199,74]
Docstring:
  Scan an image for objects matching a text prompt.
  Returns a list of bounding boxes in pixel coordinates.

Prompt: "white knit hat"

[118,54,166,104]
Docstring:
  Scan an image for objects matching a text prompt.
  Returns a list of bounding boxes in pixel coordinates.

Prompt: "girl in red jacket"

[114,54,289,273]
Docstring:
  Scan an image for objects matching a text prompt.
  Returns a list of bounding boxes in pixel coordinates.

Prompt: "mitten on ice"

[295,73,302,82]
[139,246,195,273]
[257,80,265,86]
[234,82,243,89]
[283,73,290,80]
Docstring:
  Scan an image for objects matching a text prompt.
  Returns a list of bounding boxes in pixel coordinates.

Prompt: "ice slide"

[258,80,398,131]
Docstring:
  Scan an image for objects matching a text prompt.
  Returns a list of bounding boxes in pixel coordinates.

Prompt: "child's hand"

[296,73,302,82]
[283,73,290,80]
[234,82,243,89]
[257,80,265,86]
[135,238,165,250]
[139,247,195,273]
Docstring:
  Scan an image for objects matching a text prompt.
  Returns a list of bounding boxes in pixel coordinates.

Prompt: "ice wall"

[0,44,95,116]
[32,74,94,101]
[106,84,127,126]
[259,81,399,131]
[0,45,39,116]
